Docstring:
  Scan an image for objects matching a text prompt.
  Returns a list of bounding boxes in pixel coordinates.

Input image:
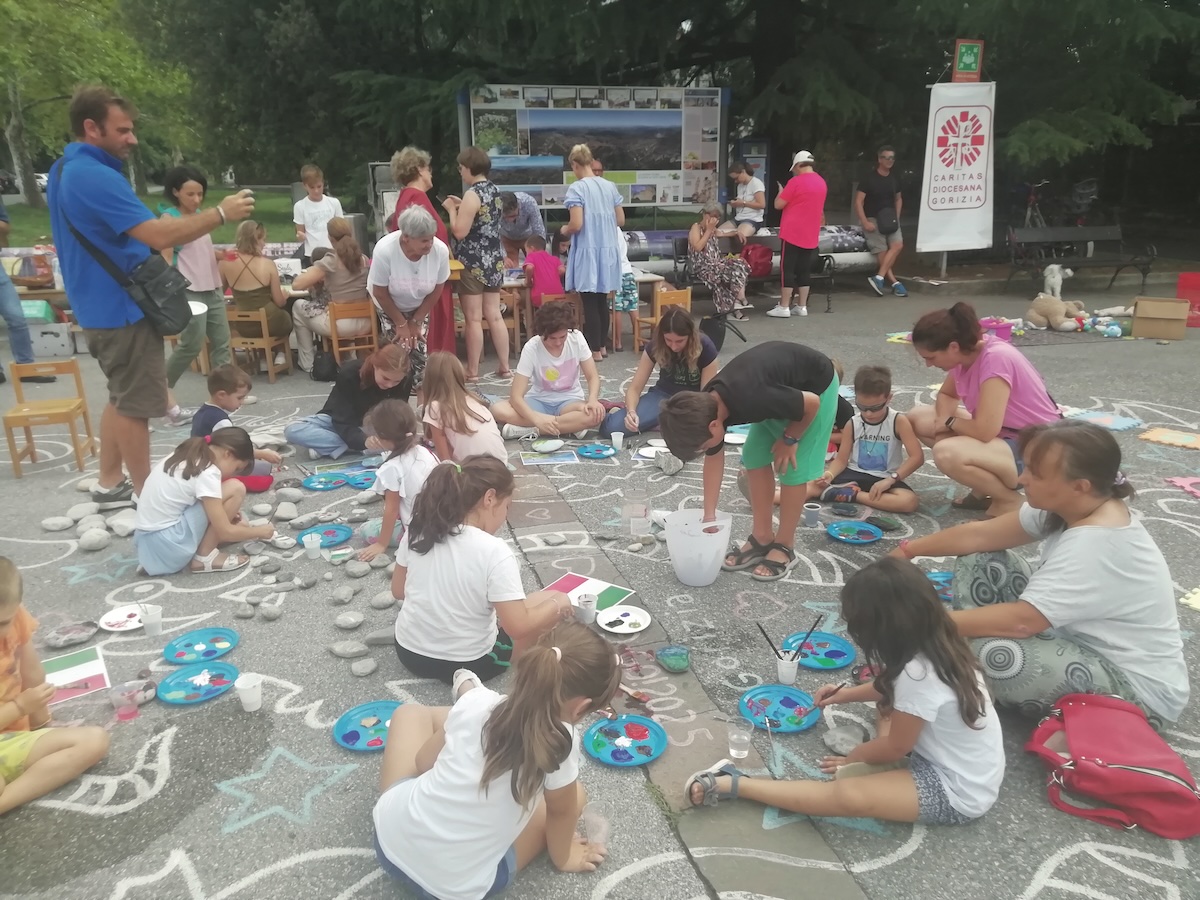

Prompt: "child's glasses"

[855,400,889,413]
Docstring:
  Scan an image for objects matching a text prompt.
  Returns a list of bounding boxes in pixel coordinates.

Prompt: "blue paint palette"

[927,571,954,603]
[163,627,239,665]
[727,424,752,435]
[157,661,239,705]
[296,523,354,549]
[302,473,348,491]
[347,471,377,489]
[782,631,857,670]
[584,714,667,766]
[739,685,820,733]
[576,443,616,459]
[334,700,402,752]
[826,521,883,544]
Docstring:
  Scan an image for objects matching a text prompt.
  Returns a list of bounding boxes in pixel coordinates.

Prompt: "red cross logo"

[936,110,986,169]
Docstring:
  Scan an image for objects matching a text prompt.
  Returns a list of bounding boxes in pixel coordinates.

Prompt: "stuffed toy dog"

[1026,292,1086,331]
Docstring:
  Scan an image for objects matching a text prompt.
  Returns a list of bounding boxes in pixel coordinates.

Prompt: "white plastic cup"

[727,718,754,759]
[576,593,598,625]
[775,655,799,685]
[235,673,263,712]
[302,533,322,559]
[580,800,612,848]
[141,604,163,637]
[610,431,625,451]
[802,502,821,528]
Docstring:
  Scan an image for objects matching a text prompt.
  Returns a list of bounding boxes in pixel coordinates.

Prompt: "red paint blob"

[624,723,650,740]
[366,737,384,747]
[185,692,201,700]
[175,651,187,658]
[210,677,230,686]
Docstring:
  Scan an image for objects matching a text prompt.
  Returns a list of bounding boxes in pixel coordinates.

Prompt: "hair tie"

[449,462,461,473]
[1114,471,1127,486]
[552,646,562,661]
[204,435,212,444]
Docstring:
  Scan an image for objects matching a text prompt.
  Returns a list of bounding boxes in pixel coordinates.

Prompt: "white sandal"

[451,668,483,702]
[190,548,250,573]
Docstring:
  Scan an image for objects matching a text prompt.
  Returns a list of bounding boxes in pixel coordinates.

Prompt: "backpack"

[740,243,772,279]
[1025,693,1200,840]
[310,347,338,382]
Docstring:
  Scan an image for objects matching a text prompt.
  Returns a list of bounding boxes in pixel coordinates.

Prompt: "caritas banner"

[916,82,996,252]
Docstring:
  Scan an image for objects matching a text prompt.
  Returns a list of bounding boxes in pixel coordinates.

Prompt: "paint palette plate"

[163,628,239,665]
[302,473,348,491]
[781,631,856,670]
[347,471,377,489]
[739,685,820,733]
[927,571,954,603]
[334,700,402,751]
[99,604,144,632]
[596,604,651,634]
[584,714,667,766]
[646,438,667,448]
[826,521,883,544]
[635,446,671,459]
[531,439,565,453]
[157,661,238,705]
[296,523,354,549]
[577,443,616,459]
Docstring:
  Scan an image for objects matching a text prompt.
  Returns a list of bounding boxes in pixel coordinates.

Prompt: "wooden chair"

[3,359,97,478]
[328,299,380,364]
[636,288,692,343]
[227,307,293,383]
[453,291,520,352]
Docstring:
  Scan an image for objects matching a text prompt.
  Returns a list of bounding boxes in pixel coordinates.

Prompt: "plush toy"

[1025,292,1087,332]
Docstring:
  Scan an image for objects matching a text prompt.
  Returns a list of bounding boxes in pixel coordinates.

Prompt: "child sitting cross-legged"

[191,365,281,491]
[810,365,924,513]
[373,622,621,897]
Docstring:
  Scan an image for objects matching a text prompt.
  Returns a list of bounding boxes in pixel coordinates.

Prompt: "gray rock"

[260,605,283,621]
[289,514,318,530]
[270,534,297,550]
[249,555,270,568]
[297,575,317,590]
[365,627,395,646]
[261,562,282,574]
[625,542,644,553]
[243,394,258,405]
[593,532,623,542]
[275,581,293,594]
[823,724,870,757]
[332,585,358,603]
[386,563,395,575]
[369,590,395,610]
[318,511,339,523]
[329,640,369,659]
[234,602,256,619]
[656,452,685,476]
[275,487,304,503]
[655,531,668,542]
[335,611,364,630]
[350,658,378,677]
[368,553,391,569]
[543,533,567,547]
[75,515,109,536]
[75,477,98,493]
[323,572,334,581]
[41,516,75,532]
[78,529,111,551]
[243,541,266,556]
[274,502,299,522]
[251,503,273,517]
[107,508,138,537]
[358,489,382,504]
[345,560,372,578]
[245,593,264,606]
[634,535,655,545]
[274,478,302,490]
[67,502,100,522]
[346,509,370,523]
[262,575,278,585]
[43,620,99,648]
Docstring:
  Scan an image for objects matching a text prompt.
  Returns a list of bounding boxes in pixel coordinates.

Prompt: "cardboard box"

[30,323,74,358]
[1132,297,1189,341]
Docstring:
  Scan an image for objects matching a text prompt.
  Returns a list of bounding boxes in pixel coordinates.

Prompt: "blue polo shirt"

[0,195,9,224]
[47,143,154,329]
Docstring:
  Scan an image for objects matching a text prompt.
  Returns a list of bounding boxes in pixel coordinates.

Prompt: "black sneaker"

[20,375,57,384]
[91,480,136,510]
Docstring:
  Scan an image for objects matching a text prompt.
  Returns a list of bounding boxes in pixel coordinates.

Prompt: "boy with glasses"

[855,145,907,297]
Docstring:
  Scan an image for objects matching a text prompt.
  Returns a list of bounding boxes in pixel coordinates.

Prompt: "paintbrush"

[619,683,652,705]
[755,622,783,660]
[790,614,823,662]
[765,716,779,779]
[794,680,853,719]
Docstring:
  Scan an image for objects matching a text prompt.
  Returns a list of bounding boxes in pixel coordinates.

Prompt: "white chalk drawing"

[1016,839,1189,900]
[34,727,177,817]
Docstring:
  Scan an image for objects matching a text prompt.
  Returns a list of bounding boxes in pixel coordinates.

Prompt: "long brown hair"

[326,217,364,276]
[1019,420,1135,532]
[162,428,255,480]
[652,305,701,372]
[363,400,421,461]
[358,344,410,389]
[407,455,513,554]
[422,351,487,437]
[481,623,620,807]
[841,557,986,728]
[911,301,982,353]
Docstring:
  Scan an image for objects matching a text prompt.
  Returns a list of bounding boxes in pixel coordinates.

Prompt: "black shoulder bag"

[54,163,193,335]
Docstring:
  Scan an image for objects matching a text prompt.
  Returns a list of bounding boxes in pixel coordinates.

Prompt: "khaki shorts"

[85,318,168,419]
[456,266,502,295]
[865,218,903,254]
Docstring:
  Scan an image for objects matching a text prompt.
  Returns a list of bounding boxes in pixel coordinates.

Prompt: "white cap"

[791,150,815,167]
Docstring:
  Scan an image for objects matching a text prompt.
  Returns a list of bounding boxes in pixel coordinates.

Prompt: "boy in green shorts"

[659,341,840,581]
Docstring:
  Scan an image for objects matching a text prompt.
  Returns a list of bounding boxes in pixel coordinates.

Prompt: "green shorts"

[741,376,840,486]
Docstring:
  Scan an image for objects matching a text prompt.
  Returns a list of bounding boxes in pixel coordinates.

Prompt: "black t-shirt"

[834,395,854,431]
[319,358,414,450]
[859,168,901,218]
[703,342,835,454]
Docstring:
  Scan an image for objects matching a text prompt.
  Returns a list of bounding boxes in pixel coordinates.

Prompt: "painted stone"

[78,529,111,551]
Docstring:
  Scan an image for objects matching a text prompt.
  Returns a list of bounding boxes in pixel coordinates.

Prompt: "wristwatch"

[886,471,899,480]
[944,416,957,432]
[782,435,800,446]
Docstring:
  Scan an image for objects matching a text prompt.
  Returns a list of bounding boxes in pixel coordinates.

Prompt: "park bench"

[1006,225,1156,292]
[671,236,837,312]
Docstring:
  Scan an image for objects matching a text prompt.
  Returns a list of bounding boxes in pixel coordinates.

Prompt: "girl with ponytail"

[391,455,576,683]
[374,623,620,897]
[133,428,274,575]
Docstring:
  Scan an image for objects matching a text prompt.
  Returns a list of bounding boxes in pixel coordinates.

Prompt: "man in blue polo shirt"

[48,85,254,507]
[0,196,54,385]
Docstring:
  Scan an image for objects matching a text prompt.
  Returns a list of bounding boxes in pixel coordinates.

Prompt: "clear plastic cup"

[727,718,754,759]
[576,593,598,625]
[302,533,323,559]
[109,687,139,721]
[141,604,162,637]
[580,800,612,849]
[235,673,263,712]
[775,655,799,685]
[610,432,624,451]
[802,502,821,528]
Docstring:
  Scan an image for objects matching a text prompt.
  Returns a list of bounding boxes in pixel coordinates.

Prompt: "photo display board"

[466,84,724,207]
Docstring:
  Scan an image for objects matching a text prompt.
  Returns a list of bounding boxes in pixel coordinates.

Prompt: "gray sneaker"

[91,479,136,510]
[501,423,539,441]
[166,406,198,427]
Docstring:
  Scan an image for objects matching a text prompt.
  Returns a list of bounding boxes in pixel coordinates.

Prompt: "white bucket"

[664,509,733,587]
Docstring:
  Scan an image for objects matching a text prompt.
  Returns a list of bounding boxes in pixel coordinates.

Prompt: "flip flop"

[750,543,797,582]
[722,535,772,572]
[684,758,744,808]
[952,493,991,511]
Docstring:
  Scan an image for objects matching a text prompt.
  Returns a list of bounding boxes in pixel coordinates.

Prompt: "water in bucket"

[664,509,732,587]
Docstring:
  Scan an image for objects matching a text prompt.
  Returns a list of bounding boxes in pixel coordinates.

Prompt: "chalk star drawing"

[34,727,176,817]
[1016,839,1188,900]
[214,747,357,833]
[61,553,141,585]
[754,750,889,836]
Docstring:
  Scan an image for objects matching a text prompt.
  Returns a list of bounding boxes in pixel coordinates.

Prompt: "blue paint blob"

[343,729,360,746]
[611,748,634,763]
[825,649,847,659]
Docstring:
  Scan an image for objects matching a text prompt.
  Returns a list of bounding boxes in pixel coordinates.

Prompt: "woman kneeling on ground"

[907,301,1059,518]
[891,420,1188,729]
[390,456,579,684]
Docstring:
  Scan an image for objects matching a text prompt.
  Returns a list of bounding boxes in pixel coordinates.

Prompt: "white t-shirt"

[292,195,344,256]
[368,231,452,315]
[516,331,591,406]
[424,396,507,463]
[373,445,438,526]
[134,459,224,532]
[1018,504,1188,721]
[394,525,524,659]
[892,655,1005,818]
[735,176,765,223]
[617,226,633,276]
[374,687,579,900]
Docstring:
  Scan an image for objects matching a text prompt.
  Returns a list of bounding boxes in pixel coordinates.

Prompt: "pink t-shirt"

[778,171,828,249]
[524,250,564,307]
[423,396,507,463]
[175,231,222,292]
[951,336,1059,432]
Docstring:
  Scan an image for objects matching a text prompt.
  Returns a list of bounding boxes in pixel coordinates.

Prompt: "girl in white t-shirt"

[421,351,507,463]
[358,400,438,562]
[686,557,1005,825]
[391,455,576,683]
[133,428,275,576]
[373,623,621,900]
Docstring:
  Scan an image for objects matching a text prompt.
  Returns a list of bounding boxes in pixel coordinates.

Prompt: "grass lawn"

[3,188,299,248]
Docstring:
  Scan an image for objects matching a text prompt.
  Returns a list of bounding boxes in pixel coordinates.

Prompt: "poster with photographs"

[469,85,725,207]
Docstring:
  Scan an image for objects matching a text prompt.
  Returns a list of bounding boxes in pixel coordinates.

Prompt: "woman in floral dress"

[688,203,750,320]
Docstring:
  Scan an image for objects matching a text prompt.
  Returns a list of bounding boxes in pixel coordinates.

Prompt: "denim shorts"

[526,396,580,416]
[1000,433,1025,476]
[373,827,516,899]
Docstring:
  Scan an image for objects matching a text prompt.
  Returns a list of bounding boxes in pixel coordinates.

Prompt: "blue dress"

[564,177,622,293]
